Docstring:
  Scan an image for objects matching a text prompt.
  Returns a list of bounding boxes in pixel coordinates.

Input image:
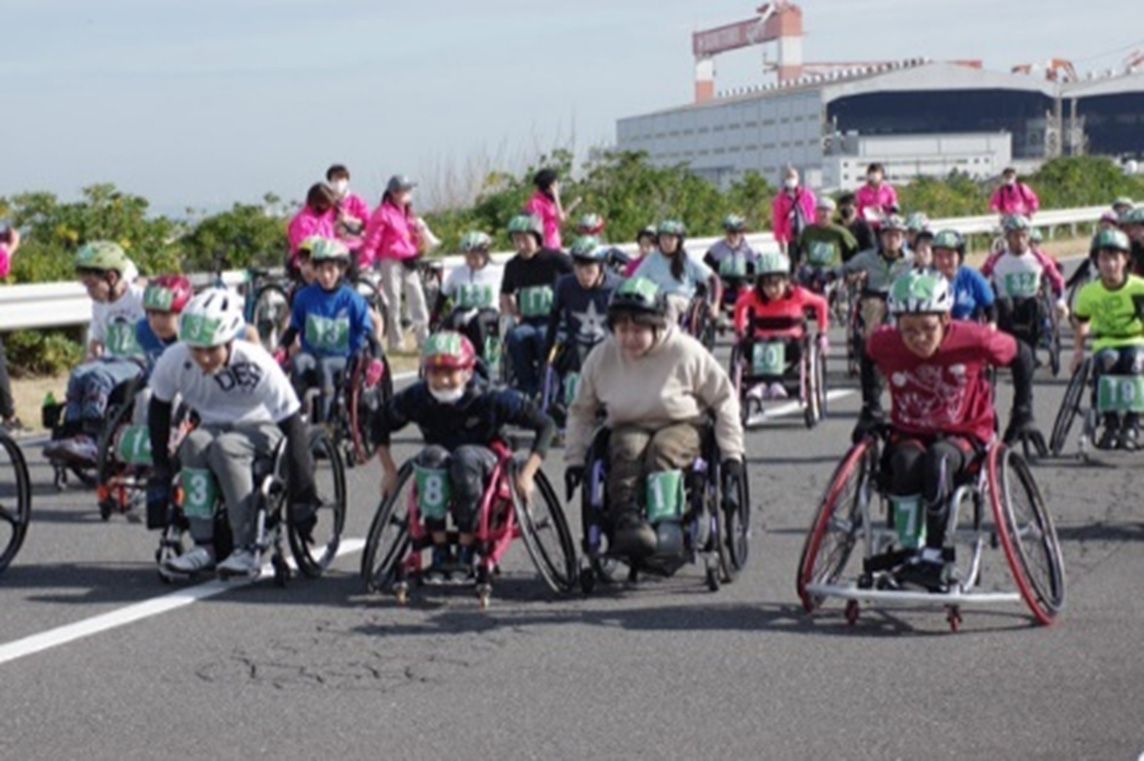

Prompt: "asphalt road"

[1,295,1142,761]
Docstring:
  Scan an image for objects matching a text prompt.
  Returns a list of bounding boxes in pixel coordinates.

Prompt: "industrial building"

[616,3,1144,190]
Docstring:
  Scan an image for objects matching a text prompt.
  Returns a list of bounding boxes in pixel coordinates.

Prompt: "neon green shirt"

[1073,274,1144,350]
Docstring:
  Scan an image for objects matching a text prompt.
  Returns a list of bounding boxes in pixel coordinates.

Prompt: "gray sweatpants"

[177,421,283,547]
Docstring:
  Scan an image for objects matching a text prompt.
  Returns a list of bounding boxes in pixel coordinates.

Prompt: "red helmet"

[421,331,477,370]
[143,274,194,314]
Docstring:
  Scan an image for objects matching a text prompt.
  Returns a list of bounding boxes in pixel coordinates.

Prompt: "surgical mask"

[784,178,798,190]
[868,174,880,184]
[332,179,349,195]
[428,385,465,404]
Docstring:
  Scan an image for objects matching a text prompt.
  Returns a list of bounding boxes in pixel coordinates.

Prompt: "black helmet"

[606,277,667,328]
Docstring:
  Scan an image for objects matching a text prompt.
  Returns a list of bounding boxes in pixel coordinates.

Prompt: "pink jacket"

[287,207,336,261]
[524,191,562,250]
[361,199,420,266]
[337,192,371,227]
[989,183,1039,217]
[855,183,899,221]
[771,187,817,244]
[0,245,10,279]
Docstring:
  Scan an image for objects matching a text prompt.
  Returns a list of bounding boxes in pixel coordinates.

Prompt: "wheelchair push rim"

[287,427,348,578]
[361,463,413,593]
[510,459,578,595]
[0,434,32,573]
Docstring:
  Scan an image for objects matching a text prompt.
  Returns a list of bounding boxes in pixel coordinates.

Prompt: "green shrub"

[3,328,84,378]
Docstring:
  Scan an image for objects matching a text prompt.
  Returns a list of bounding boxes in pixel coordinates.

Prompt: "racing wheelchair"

[679,290,718,352]
[155,426,347,586]
[729,331,827,429]
[995,274,1063,378]
[360,440,577,608]
[0,431,31,573]
[575,425,751,594]
[294,348,393,467]
[796,428,1065,631]
[1051,357,1143,460]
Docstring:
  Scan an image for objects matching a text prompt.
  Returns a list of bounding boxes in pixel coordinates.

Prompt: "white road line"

[0,538,366,667]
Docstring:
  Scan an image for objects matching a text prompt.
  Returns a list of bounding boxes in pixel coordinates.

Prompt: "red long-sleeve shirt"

[733,284,828,340]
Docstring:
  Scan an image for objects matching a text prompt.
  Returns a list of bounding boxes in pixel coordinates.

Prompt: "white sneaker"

[746,384,765,402]
[164,545,215,575]
[766,382,788,400]
[217,547,260,578]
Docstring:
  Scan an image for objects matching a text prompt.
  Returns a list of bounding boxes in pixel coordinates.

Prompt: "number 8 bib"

[414,465,452,521]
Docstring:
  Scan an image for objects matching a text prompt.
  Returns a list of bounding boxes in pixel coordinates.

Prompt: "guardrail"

[0,205,1106,332]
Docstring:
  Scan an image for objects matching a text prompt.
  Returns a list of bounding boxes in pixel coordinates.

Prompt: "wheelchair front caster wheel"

[394,583,409,606]
[477,584,492,610]
[705,562,720,592]
[947,607,962,633]
[579,567,596,595]
[845,600,860,626]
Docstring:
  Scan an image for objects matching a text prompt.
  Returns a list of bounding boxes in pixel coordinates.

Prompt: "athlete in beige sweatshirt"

[564,277,745,556]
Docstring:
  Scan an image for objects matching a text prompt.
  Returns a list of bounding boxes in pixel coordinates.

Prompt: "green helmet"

[880,215,908,233]
[507,214,543,242]
[1123,207,1144,225]
[569,235,605,261]
[932,229,965,256]
[888,270,953,315]
[657,219,686,237]
[1029,227,1043,244]
[1003,214,1031,233]
[1112,196,1134,209]
[74,241,128,273]
[297,235,324,257]
[459,231,492,253]
[309,237,351,262]
[756,252,791,277]
[607,277,667,325]
[636,225,657,242]
[905,212,930,233]
[1093,228,1131,253]
[722,214,747,232]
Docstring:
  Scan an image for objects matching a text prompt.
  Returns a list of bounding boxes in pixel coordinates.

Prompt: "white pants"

[379,258,429,350]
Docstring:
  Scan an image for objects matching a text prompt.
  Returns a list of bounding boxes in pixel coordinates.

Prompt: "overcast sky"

[0,0,1137,215]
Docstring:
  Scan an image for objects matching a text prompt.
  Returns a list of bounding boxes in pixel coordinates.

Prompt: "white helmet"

[180,288,245,348]
[888,271,953,315]
[756,252,791,276]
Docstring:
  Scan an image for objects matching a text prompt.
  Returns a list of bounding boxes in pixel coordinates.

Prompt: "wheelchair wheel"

[353,274,390,345]
[249,283,290,353]
[728,345,750,428]
[287,427,347,578]
[987,446,1066,625]
[361,463,413,592]
[796,438,877,613]
[510,461,577,595]
[1050,357,1090,456]
[348,357,386,466]
[1046,305,1062,378]
[580,464,624,589]
[803,342,824,429]
[720,461,751,577]
[0,434,32,573]
[95,399,138,521]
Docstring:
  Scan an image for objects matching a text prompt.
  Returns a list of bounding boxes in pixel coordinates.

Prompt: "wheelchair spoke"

[0,503,21,527]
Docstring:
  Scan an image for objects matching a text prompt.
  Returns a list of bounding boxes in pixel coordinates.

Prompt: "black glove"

[564,465,585,501]
[720,458,744,511]
[145,467,173,530]
[851,408,885,444]
[1003,408,1048,459]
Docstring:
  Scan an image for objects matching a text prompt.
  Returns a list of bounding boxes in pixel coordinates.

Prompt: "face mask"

[868,175,880,184]
[332,179,349,195]
[1006,178,1016,186]
[428,385,465,404]
[784,178,798,190]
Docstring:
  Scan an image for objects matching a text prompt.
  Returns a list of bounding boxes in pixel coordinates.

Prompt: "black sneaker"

[425,545,453,584]
[893,558,949,593]
[1119,424,1141,452]
[1096,424,1120,451]
[612,512,657,557]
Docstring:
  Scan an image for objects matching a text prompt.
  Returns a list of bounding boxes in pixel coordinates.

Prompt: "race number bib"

[1003,271,1040,299]
[105,320,141,358]
[719,255,747,278]
[456,283,494,310]
[751,342,786,377]
[892,495,925,550]
[518,286,554,319]
[1097,375,1144,413]
[645,469,684,524]
[305,314,351,353]
[181,468,219,520]
[808,241,836,267]
[413,465,451,521]
[116,425,153,466]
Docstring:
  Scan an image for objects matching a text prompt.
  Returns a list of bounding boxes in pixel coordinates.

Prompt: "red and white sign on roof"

[692,18,767,57]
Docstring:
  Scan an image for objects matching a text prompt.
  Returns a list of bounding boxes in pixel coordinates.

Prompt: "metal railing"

[0,205,1106,332]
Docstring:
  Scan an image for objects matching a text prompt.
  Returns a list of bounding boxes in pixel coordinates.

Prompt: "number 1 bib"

[518,286,554,319]
[305,314,351,353]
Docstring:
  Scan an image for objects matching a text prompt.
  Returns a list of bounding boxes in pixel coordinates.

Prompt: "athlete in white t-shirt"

[433,232,504,362]
[146,288,317,578]
[44,242,148,467]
